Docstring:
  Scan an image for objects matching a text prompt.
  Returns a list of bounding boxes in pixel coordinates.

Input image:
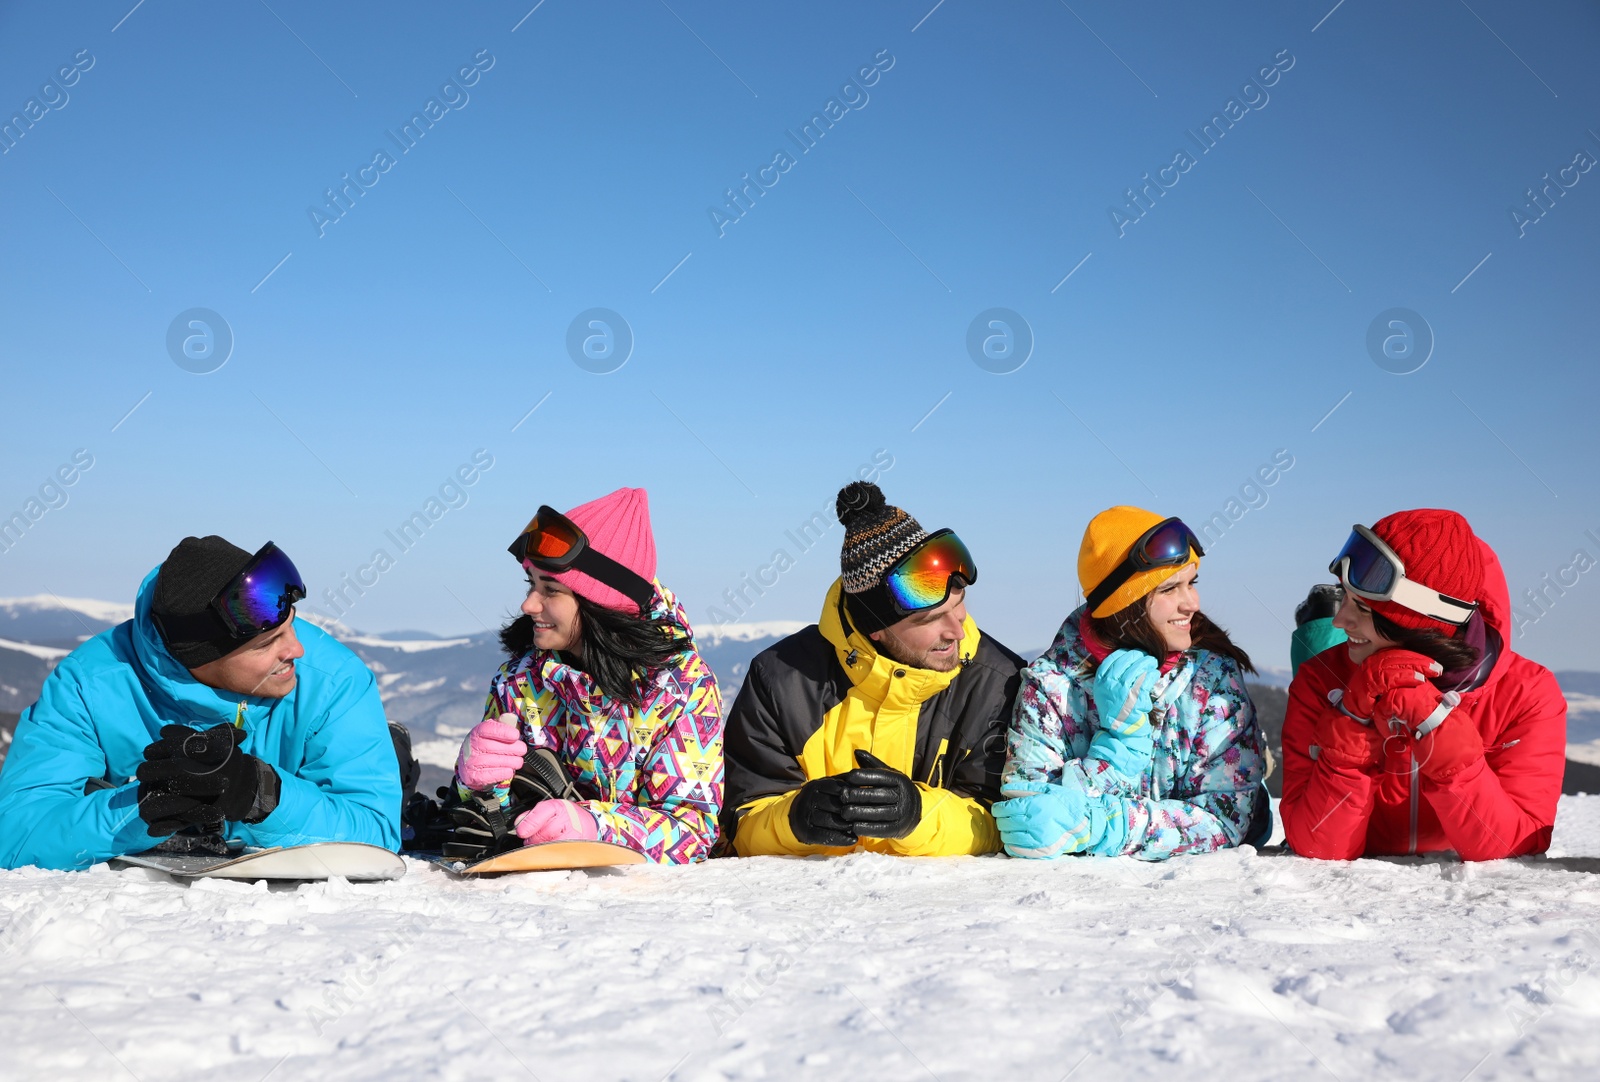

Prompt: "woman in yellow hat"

[995,507,1267,859]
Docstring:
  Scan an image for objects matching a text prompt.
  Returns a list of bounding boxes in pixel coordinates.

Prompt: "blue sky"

[1,0,1597,671]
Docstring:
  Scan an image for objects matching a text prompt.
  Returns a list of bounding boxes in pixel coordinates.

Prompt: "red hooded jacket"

[1281,539,1567,861]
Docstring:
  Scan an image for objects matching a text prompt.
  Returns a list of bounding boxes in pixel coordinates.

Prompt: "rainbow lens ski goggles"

[1329,524,1478,626]
[1086,517,1204,614]
[155,542,307,644]
[883,529,978,615]
[508,505,655,612]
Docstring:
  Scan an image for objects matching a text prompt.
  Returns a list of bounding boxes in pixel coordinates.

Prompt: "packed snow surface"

[6,800,1600,1081]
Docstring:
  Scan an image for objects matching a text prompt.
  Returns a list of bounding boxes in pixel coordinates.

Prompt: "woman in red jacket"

[1281,509,1566,861]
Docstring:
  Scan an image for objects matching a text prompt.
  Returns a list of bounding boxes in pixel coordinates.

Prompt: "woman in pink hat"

[446,487,724,864]
[1281,509,1566,861]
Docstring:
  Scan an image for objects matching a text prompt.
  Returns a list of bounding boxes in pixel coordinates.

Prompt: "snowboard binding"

[440,746,579,861]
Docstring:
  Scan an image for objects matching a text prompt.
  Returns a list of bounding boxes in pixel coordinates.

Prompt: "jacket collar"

[129,567,269,727]
[1050,604,1197,707]
[1076,609,1186,676]
[816,578,981,707]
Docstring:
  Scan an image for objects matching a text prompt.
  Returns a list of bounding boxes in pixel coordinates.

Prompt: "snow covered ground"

[6,801,1600,1082]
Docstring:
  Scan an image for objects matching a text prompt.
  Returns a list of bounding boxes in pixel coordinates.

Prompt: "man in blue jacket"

[0,536,401,870]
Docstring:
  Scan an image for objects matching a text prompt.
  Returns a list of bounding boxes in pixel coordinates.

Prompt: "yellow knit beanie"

[1078,506,1202,618]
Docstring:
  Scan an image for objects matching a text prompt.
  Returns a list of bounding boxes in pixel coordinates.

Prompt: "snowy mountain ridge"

[3,594,1597,791]
[0,593,135,625]
[0,638,69,661]
[697,620,812,644]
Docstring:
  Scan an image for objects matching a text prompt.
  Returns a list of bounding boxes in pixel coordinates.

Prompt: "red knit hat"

[547,487,657,613]
[1368,508,1482,635]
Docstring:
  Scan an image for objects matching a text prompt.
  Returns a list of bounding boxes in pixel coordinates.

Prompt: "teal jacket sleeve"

[1290,618,1346,677]
[240,660,401,852]
[0,663,151,870]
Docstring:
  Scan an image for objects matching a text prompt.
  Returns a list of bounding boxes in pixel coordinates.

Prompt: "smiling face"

[1331,586,1398,664]
[521,570,584,656]
[188,613,305,699]
[870,588,968,672]
[1145,564,1200,653]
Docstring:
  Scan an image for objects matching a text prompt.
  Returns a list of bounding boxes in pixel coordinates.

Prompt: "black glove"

[838,750,922,840]
[136,724,281,824]
[1295,584,1342,626]
[788,776,858,847]
[137,784,226,837]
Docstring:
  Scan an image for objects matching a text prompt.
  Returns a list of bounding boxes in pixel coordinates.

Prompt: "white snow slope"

[6,800,1600,1082]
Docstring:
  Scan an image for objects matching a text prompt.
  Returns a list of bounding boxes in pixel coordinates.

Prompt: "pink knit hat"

[546,487,656,613]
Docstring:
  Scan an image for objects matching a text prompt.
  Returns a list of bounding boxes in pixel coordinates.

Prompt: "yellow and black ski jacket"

[723,579,1024,857]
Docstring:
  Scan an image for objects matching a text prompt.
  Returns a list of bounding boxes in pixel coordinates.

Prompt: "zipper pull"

[233,702,247,729]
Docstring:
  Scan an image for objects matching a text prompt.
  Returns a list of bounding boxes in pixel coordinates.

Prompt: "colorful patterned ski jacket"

[1280,540,1566,861]
[1004,606,1266,859]
[722,579,1024,858]
[482,581,723,864]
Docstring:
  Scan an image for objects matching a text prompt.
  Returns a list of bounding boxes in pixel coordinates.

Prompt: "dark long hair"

[1367,610,1480,673]
[1086,597,1255,675]
[499,594,689,708]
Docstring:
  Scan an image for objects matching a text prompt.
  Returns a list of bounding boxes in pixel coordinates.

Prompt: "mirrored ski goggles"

[1329,524,1479,626]
[884,529,978,615]
[508,505,585,568]
[157,542,307,643]
[508,505,655,612]
[1086,517,1205,614]
[216,542,307,637]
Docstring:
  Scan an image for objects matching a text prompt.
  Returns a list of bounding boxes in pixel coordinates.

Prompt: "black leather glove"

[137,785,226,837]
[136,724,281,824]
[788,776,857,847]
[838,750,922,840]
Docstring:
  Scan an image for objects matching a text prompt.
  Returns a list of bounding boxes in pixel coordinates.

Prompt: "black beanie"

[153,536,256,668]
[836,482,930,635]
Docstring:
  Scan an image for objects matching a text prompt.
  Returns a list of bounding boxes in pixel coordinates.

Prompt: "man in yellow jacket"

[722,483,1025,857]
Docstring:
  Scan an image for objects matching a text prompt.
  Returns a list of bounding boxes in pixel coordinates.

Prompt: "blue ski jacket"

[0,569,400,870]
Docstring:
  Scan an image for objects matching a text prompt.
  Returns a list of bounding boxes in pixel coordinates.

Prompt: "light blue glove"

[1092,649,1160,735]
[994,776,1130,859]
[1087,649,1159,782]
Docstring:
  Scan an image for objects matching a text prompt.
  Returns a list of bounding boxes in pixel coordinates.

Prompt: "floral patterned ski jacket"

[1003,606,1266,859]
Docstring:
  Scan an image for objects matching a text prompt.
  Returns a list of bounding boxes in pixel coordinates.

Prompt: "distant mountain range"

[1,595,1597,797]
[0,596,814,794]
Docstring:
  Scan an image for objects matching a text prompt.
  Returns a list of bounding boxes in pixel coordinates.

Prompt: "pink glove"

[515,799,599,845]
[455,715,526,790]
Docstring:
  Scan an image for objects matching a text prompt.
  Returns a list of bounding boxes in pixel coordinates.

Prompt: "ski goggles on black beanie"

[836,481,979,636]
[152,536,306,668]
